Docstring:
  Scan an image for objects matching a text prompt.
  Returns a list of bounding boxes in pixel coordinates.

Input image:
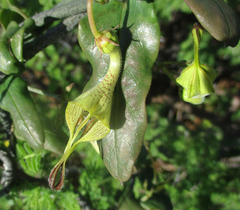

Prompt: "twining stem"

[10,5,28,20]
[27,86,60,100]
[87,0,100,38]
[193,24,202,67]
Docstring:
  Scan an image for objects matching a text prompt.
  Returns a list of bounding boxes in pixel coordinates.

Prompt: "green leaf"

[140,192,173,210]
[16,142,42,174]
[32,0,87,27]
[78,0,160,182]
[0,76,45,151]
[10,27,25,62]
[10,18,35,62]
[41,115,68,155]
[0,21,25,75]
[0,0,18,10]
[22,187,56,210]
[1,20,19,39]
[0,9,23,29]
[0,0,27,20]
[184,0,240,47]
[118,185,144,210]
[55,191,81,210]
[119,196,144,210]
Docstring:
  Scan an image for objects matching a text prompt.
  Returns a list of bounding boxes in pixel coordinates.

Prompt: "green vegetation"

[1,0,240,209]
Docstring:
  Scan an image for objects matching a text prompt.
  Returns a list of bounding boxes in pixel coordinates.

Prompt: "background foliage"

[1,0,240,209]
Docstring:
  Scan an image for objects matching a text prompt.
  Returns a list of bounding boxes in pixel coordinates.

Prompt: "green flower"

[48,30,121,191]
[176,24,218,104]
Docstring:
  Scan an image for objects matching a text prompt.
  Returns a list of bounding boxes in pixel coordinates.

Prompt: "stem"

[192,25,202,67]
[144,141,158,185]
[193,34,199,66]
[87,0,100,38]
[27,86,60,99]
[161,61,188,66]
[22,0,88,60]
[23,14,84,60]
[32,0,87,27]
[162,66,177,84]
[9,5,28,20]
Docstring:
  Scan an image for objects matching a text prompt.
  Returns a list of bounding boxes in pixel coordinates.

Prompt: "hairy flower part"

[48,30,121,191]
[176,23,218,105]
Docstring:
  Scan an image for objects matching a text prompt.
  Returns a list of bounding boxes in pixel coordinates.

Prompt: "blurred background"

[1,0,240,209]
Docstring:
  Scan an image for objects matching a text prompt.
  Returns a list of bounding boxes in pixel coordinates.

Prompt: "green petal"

[71,81,112,128]
[176,63,218,101]
[65,102,83,140]
[187,64,201,98]
[182,89,205,105]
[176,63,202,98]
[197,64,217,96]
[200,64,219,82]
[176,64,195,90]
[70,46,121,129]
[78,118,110,142]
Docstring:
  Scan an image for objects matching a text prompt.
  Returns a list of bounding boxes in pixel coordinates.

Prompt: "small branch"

[27,86,60,100]
[87,0,100,38]
[23,14,86,60]
[9,5,28,20]
[22,0,88,60]
[32,0,87,27]
[221,156,240,168]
